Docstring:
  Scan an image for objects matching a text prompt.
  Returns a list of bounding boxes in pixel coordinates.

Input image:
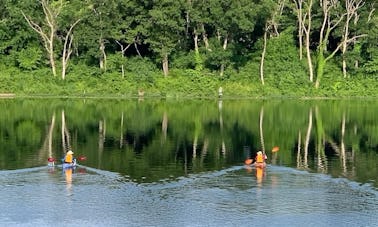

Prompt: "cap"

[67,150,74,155]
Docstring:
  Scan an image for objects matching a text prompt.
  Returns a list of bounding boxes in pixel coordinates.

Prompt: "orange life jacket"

[256,154,264,163]
[65,154,73,163]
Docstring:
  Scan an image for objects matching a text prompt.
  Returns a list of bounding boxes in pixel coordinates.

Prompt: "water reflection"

[0,99,376,188]
[64,168,73,196]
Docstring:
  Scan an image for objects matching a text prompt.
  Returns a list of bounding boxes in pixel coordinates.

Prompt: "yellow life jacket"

[256,154,264,163]
[65,154,73,163]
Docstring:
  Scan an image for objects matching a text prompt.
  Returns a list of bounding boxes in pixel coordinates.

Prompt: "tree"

[22,0,83,79]
[260,0,286,85]
[341,0,365,78]
[208,0,258,76]
[185,0,212,70]
[114,0,148,77]
[22,0,61,77]
[292,0,304,60]
[146,0,185,77]
[315,0,366,88]
[303,0,314,83]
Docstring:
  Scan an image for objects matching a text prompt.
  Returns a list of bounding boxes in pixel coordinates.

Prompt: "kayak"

[254,162,266,168]
[62,158,77,169]
[62,162,76,169]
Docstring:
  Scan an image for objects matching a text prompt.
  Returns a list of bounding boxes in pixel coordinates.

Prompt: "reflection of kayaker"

[64,165,73,195]
[255,165,265,184]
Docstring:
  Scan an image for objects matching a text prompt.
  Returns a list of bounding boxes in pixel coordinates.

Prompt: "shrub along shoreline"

[0,66,377,99]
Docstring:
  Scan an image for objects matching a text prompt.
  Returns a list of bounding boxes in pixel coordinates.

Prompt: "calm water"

[0,98,377,226]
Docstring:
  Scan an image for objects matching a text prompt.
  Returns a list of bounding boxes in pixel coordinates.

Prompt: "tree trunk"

[315,51,325,89]
[162,53,169,77]
[219,37,228,77]
[201,23,210,51]
[260,24,268,85]
[298,0,304,60]
[99,39,106,70]
[302,0,314,82]
[61,19,80,80]
[193,28,203,71]
[342,0,365,78]
[194,29,199,53]
[21,0,61,77]
[49,34,57,77]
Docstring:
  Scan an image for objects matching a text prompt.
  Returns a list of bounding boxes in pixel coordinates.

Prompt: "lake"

[0,98,377,226]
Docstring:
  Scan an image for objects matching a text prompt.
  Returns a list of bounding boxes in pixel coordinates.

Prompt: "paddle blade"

[244,158,253,165]
[78,156,87,161]
[272,146,280,152]
[47,157,56,162]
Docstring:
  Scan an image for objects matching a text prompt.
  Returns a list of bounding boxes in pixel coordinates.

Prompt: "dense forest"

[0,0,377,97]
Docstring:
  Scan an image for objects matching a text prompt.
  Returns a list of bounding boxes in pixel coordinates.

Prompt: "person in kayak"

[254,151,267,168]
[64,150,74,164]
[255,151,264,163]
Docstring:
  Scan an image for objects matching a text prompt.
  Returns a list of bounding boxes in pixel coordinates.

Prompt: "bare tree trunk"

[22,0,63,77]
[162,53,169,77]
[315,0,366,88]
[116,41,132,78]
[194,28,199,53]
[99,39,107,70]
[260,24,268,85]
[193,28,203,71]
[303,0,314,82]
[220,36,228,77]
[62,19,80,80]
[293,0,304,60]
[201,23,210,51]
[342,0,365,78]
[259,0,284,84]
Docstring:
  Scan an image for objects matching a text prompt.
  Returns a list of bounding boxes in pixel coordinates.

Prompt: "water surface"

[0,98,377,226]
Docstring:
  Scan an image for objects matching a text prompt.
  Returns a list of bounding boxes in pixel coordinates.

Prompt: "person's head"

[67,150,74,155]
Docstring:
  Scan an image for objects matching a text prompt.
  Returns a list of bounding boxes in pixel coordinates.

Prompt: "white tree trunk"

[162,53,169,77]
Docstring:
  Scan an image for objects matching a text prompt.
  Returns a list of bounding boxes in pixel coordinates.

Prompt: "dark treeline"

[0,0,377,97]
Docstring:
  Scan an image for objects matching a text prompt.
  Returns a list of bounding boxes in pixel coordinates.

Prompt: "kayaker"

[64,150,74,164]
[255,151,265,164]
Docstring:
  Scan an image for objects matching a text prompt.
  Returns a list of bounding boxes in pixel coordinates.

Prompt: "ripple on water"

[0,165,377,226]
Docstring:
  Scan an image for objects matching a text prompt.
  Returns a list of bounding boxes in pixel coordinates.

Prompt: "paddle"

[272,146,279,152]
[244,158,254,165]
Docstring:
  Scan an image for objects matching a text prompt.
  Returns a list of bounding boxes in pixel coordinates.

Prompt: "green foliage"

[363,58,378,76]
[0,0,376,97]
[124,57,158,85]
[15,46,43,70]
